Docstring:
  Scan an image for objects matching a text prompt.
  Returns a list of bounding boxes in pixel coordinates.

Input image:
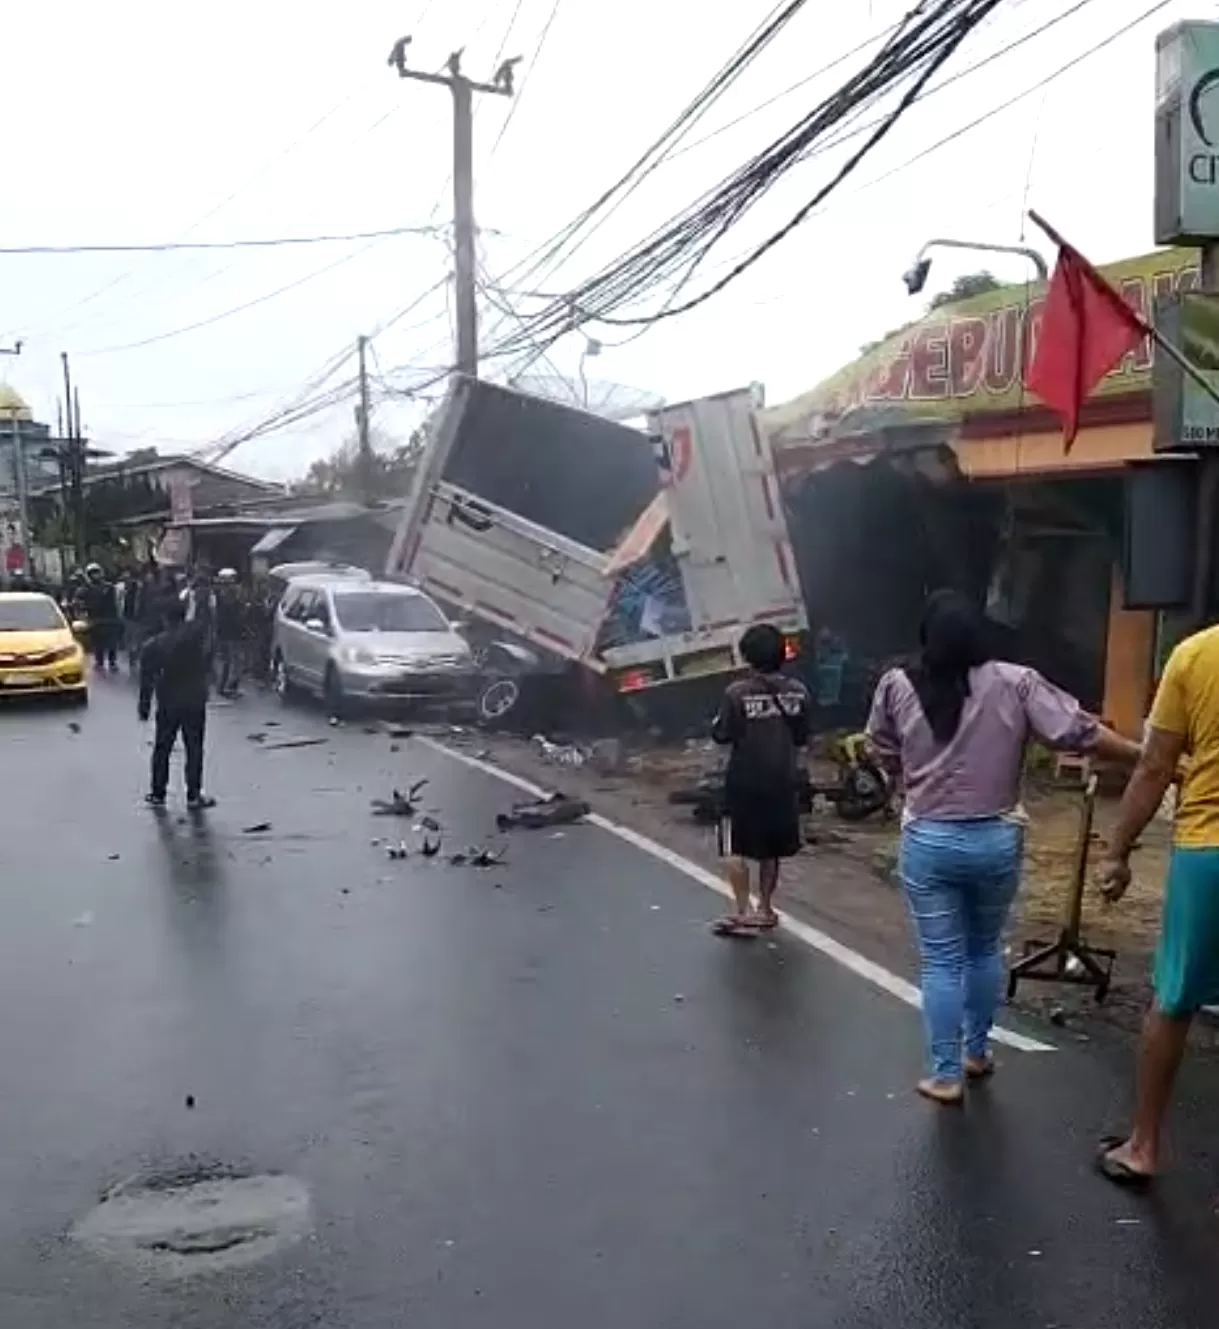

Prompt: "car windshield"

[332,592,448,634]
[0,597,65,632]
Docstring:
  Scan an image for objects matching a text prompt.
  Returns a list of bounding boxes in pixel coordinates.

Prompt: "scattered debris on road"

[107,853,120,861]
[67,720,82,734]
[242,823,272,835]
[387,842,410,861]
[533,735,586,767]
[497,792,589,831]
[185,1095,195,1110]
[246,732,267,743]
[260,737,329,752]
[370,781,429,817]
[420,836,442,858]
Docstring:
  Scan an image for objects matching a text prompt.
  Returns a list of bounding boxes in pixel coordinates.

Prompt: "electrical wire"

[484,0,566,163]
[75,236,393,357]
[0,224,440,256]
[483,0,1005,347]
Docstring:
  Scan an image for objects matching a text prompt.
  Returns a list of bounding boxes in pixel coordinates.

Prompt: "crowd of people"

[30,561,279,696]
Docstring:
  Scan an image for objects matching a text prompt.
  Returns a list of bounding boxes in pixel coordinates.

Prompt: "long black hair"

[906,589,991,743]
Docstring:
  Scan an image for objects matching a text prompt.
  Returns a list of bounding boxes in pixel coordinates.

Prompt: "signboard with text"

[765,247,1200,447]
[1153,291,1219,449]
[1155,21,1219,245]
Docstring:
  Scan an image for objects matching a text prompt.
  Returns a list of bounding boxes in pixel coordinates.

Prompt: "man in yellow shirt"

[1097,626,1219,1188]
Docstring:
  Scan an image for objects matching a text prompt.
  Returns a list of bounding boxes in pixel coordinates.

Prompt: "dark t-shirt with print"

[712,670,811,799]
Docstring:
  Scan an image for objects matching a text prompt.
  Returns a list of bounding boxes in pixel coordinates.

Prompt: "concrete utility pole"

[356,334,374,506]
[60,351,86,566]
[388,37,517,378]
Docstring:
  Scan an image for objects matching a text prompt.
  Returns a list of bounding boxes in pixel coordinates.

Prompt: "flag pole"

[1027,209,1219,413]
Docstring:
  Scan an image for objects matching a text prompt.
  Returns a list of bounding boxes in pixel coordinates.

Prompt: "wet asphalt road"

[2,673,1219,1327]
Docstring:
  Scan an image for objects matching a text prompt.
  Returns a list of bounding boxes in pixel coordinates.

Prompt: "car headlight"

[48,645,80,664]
[342,646,378,667]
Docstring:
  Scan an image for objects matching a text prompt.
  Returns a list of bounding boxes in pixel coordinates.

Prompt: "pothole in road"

[70,1163,312,1278]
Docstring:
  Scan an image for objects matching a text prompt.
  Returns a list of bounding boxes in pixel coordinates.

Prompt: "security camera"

[902,256,932,296]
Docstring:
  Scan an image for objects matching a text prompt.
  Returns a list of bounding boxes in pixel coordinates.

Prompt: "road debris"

[468,847,506,868]
[496,792,589,831]
[533,735,586,767]
[260,737,329,752]
[67,721,82,734]
[245,732,267,743]
[185,1095,196,1110]
[419,815,442,833]
[420,836,442,858]
[107,853,121,862]
[371,780,429,817]
[387,842,410,861]
[387,726,414,739]
[242,822,272,835]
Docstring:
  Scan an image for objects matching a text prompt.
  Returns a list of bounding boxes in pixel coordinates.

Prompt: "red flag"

[1024,242,1147,447]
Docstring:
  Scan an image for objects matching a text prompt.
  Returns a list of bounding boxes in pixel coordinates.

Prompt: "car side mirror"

[305,617,328,635]
[450,619,470,634]
[71,620,88,636]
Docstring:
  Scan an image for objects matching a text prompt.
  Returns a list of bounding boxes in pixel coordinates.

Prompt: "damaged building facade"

[763,245,1201,739]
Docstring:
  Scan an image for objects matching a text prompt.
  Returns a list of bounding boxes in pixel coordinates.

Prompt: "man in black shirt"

[711,624,811,936]
[138,601,215,810]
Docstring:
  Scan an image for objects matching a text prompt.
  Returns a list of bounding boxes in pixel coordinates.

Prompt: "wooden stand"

[1007,773,1116,1004]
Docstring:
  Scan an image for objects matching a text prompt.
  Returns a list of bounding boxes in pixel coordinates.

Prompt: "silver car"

[272,576,477,715]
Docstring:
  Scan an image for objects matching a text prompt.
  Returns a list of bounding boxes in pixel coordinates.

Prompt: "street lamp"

[902,237,1048,296]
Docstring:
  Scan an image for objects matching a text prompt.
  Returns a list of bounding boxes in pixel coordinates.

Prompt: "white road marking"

[416,736,1055,1054]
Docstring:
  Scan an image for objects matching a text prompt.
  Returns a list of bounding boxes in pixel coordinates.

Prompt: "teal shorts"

[1154,846,1219,1017]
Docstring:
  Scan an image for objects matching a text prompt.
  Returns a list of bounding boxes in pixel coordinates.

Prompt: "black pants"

[151,705,206,800]
[92,621,118,670]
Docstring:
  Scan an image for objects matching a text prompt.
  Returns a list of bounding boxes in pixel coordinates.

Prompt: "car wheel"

[478,676,520,725]
[323,666,348,720]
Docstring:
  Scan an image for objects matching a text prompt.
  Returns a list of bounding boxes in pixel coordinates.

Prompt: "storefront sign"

[1155,21,1219,245]
[766,247,1200,446]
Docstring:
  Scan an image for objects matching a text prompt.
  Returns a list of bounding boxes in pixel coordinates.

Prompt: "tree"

[927,269,1002,309]
[298,426,427,500]
[859,271,1004,353]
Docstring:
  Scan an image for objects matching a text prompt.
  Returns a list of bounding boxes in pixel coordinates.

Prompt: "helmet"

[85,562,102,577]
[217,567,238,584]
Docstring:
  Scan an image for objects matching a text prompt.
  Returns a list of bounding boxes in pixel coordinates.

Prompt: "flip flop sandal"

[1095,1135,1154,1191]
[711,916,759,938]
[751,912,780,931]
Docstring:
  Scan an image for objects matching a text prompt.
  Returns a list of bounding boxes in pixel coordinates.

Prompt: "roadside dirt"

[442,727,1209,1047]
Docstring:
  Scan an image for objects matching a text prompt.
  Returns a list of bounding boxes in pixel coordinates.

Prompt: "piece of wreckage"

[382,377,809,738]
[668,732,893,825]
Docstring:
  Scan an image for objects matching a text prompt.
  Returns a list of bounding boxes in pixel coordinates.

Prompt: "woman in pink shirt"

[866,590,1138,1104]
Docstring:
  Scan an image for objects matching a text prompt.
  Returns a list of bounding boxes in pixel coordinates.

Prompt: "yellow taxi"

[0,592,88,704]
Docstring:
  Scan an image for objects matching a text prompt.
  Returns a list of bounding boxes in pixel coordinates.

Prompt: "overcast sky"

[0,0,1204,480]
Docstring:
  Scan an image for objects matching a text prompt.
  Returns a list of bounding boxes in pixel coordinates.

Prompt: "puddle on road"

[70,1163,312,1278]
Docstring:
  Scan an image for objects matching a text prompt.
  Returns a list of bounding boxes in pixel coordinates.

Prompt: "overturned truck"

[385,377,808,728]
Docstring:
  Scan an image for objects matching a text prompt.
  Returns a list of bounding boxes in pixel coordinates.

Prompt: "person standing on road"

[138,599,215,811]
[866,590,1139,1106]
[78,563,120,672]
[213,568,245,698]
[1096,624,1219,1188]
[710,623,811,936]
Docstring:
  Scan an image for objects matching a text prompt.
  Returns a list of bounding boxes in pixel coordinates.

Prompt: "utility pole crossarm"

[387,37,517,380]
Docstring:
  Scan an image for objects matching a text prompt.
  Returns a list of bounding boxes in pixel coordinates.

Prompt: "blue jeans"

[900,817,1023,1082]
